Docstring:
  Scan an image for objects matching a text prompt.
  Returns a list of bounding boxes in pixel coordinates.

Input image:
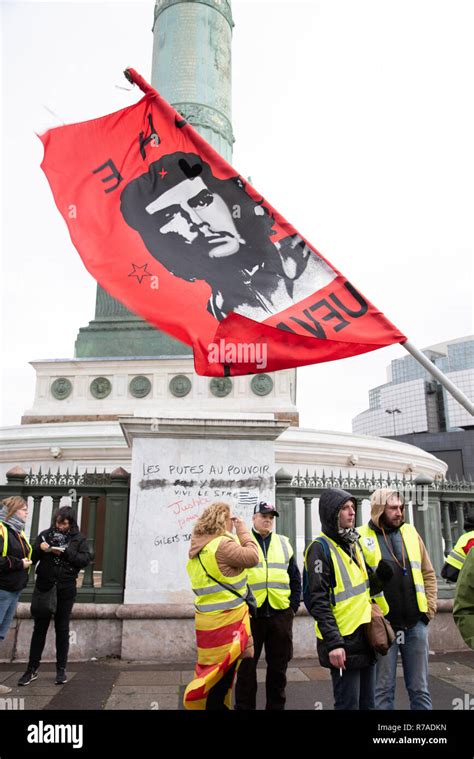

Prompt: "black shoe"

[55,668,68,684]
[18,668,38,687]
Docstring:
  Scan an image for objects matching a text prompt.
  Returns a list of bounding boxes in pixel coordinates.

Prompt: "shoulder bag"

[30,584,57,618]
[197,553,257,618]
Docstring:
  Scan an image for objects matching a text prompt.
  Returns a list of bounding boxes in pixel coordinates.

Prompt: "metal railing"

[275,468,474,599]
[0,466,130,604]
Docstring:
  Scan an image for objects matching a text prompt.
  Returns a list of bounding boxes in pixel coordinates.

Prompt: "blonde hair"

[193,502,230,537]
[1,496,28,520]
[370,488,405,509]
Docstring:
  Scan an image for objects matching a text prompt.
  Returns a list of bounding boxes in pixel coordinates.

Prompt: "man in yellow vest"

[441,515,474,583]
[305,488,392,710]
[234,501,301,710]
[359,488,437,710]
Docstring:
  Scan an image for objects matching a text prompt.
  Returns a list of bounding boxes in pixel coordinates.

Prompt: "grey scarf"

[337,526,360,544]
[0,506,26,535]
[337,526,362,562]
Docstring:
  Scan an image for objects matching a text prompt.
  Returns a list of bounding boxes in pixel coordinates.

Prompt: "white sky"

[1,0,473,431]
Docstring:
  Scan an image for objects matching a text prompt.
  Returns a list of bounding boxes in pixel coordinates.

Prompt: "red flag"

[39,69,406,376]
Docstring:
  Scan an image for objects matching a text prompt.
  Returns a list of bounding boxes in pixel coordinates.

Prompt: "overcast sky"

[1,0,473,431]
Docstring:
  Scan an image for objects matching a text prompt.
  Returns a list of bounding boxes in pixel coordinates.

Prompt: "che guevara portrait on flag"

[39,68,406,376]
[120,151,336,322]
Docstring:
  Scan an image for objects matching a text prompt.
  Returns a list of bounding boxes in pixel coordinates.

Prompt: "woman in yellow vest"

[184,501,259,710]
[0,497,32,695]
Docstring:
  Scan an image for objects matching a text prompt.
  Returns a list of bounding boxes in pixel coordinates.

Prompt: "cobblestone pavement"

[0,652,473,711]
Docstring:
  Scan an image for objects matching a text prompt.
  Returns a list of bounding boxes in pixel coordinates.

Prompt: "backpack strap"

[315,537,336,605]
[197,552,247,601]
[303,536,336,608]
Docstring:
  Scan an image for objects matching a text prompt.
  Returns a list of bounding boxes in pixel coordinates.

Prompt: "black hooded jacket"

[306,488,383,670]
[0,523,31,592]
[31,525,91,591]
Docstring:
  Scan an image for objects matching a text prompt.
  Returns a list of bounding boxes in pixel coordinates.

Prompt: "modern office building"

[352,336,474,476]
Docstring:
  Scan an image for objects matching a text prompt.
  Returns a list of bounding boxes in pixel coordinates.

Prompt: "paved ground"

[0,651,473,710]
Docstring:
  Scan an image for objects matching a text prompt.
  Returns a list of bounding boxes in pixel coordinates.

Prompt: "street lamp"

[385,408,402,436]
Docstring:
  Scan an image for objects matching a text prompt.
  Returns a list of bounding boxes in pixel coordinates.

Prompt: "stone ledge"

[15,600,454,620]
[115,604,195,619]
[3,602,468,663]
[21,415,121,424]
[16,603,120,619]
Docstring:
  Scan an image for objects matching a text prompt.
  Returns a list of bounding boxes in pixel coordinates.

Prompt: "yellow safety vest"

[304,533,372,639]
[446,531,474,571]
[0,521,32,570]
[187,533,249,614]
[356,526,390,615]
[247,532,293,610]
[358,523,428,613]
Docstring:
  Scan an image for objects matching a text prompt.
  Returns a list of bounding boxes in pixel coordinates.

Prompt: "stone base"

[0,603,469,663]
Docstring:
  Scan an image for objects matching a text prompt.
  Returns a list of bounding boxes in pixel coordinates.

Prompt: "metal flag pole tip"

[123,68,134,85]
[42,105,65,126]
[401,339,474,416]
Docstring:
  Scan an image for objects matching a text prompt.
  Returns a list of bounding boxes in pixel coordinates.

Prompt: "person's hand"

[376,559,393,582]
[231,516,246,530]
[329,648,346,669]
[22,558,32,568]
[50,547,63,555]
[40,542,50,552]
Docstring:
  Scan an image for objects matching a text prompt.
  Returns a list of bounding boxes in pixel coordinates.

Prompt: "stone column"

[441,501,453,556]
[152,0,234,162]
[51,495,61,522]
[412,475,453,599]
[76,0,234,358]
[82,496,99,589]
[303,496,313,551]
[27,495,43,588]
[455,502,465,540]
[275,468,296,551]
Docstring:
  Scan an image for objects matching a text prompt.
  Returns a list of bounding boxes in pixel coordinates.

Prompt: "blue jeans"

[376,620,432,710]
[0,588,21,640]
[330,664,376,710]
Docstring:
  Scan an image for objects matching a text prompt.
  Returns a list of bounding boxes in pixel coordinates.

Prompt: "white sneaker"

[0,683,12,694]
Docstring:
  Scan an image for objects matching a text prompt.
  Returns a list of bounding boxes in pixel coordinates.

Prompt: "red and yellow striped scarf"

[183,604,250,710]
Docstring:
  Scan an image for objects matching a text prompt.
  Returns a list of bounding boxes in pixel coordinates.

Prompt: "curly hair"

[1,496,27,520]
[193,502,230,537]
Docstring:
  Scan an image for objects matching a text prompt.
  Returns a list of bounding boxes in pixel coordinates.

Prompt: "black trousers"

[206,661,238,710]
[234,607,294,710]
[28,584,77,671]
